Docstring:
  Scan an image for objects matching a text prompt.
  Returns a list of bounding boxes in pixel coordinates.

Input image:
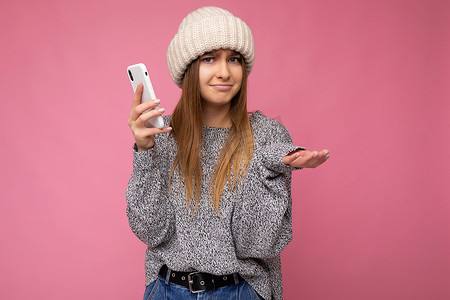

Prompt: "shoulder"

[250,110,290,132]
[250,111,293,145]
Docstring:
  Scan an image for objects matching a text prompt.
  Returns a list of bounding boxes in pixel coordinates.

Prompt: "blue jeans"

[143,275,264,300]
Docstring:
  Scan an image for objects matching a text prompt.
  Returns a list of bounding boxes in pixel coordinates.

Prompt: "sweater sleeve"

[232,120,304,259]
[125,143,174,247]
[259,121,306,176]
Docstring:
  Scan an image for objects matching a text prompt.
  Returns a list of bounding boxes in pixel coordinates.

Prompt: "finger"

[314,156,328,167]
[312,150,330,167]
[319,149,330,157]
[131,83,143,110]
[136,126,172,141]
[133,125,172,141]
[129,83,144,121]
[320,149,330,162]
[291,149,331,168]
[287,149,305,157]
[315,149,328,164]
[137,107,165,126]
[298,151,315,161]
[151,126,173,135]
[303,151,326,167]
[130,99,161,121]
[321,149,330,160]
[287,151,313,168]
[283,152,300,165]
[310,149,328,160]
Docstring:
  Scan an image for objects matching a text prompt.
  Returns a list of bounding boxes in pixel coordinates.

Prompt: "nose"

[215,58,231,80]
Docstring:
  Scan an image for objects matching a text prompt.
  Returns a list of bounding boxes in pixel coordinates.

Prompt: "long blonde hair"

[169,55,254,215]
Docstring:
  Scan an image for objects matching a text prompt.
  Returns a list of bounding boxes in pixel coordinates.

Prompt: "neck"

[202,102,232,128]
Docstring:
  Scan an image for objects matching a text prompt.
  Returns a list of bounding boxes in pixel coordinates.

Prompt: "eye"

[202,57,214,63]
[229,57,241,63]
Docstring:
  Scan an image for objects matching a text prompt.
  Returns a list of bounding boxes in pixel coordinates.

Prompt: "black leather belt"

[159,265,244,293]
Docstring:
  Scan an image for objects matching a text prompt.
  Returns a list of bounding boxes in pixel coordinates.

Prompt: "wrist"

[137,145,153,152]
[133,143,154,152]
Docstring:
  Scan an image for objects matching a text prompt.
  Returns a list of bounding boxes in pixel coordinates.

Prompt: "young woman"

[126,7,329,300]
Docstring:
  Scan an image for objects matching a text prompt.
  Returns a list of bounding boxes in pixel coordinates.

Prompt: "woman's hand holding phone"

[128,83,172,152]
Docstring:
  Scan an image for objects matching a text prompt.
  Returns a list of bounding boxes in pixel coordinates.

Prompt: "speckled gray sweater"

[126,111,305,300]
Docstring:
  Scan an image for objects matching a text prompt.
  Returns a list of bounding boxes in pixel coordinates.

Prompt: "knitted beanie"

[167,6,255,88]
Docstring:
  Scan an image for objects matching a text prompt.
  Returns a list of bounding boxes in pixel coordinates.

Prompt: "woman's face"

[198,49,243,107]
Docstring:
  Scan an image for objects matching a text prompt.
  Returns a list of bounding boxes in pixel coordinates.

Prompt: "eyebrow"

[201,50,241,56]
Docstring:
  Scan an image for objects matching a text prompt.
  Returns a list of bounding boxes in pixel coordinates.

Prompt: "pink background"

[1,0,449,299]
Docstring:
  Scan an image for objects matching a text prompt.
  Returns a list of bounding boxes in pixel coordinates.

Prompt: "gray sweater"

[126,111,305,300]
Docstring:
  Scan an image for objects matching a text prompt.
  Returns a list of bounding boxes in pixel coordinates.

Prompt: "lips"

[211,84,233,91]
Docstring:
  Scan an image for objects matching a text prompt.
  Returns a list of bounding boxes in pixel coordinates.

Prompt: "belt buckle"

[188,271,206,294]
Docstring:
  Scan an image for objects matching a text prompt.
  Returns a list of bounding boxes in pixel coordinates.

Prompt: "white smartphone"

[127,63,164,129]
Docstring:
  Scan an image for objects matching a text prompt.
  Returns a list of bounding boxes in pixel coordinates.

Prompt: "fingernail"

[295,153,300,158]
[324,151,330,156]
[158,108,165,113]
[153,99,160,104]
[167,127,172,131]
[313,153,318,157]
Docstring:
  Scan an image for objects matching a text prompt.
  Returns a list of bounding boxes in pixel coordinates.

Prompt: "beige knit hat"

[167,6,255,88]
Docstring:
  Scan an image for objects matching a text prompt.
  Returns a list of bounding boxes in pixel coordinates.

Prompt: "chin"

[203,95,234,106]
[209,100,232,106]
